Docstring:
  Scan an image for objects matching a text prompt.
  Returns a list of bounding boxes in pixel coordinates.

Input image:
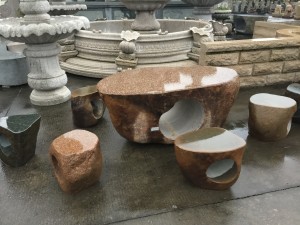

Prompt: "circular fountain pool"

[61,19,211,78]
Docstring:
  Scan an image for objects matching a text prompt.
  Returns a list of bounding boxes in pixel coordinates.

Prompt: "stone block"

[199,52,239,66]
[240,76,267,87]
[253,62,283,75]
[0,114,41,167]
[229,64,253,77]
[270,48,299,61]
[49,130,102,194]
[283,60,300,73]
[294,72,300,82]
[239,50,270,64]
[266,73,296,85]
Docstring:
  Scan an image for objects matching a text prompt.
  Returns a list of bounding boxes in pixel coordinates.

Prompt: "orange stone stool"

[49,129,102,193]
[249,93,297,141]
[174,127,246,190]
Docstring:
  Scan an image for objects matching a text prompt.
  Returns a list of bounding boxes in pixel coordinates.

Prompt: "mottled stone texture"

[174,127,246,190]
[98,66,240,144]
[248,93,297,142]
[49,129,102,193]
[0,114,41,167]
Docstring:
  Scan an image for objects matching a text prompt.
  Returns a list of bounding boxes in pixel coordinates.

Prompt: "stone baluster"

[115,30,140,70]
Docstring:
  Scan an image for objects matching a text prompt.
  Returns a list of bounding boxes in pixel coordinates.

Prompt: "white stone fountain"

[0,0,89,106]
[61,0,213,78]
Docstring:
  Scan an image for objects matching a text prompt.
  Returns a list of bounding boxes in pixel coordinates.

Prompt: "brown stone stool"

[249,93,297,141]
[71,85,105,128]
[174,127,246,190]
[49,129,102,194]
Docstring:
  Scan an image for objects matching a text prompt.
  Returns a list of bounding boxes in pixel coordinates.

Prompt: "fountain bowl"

[0,15,89,44]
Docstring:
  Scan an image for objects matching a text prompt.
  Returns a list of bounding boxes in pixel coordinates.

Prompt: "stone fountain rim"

[0,15,90,39]
[79,19,211,40]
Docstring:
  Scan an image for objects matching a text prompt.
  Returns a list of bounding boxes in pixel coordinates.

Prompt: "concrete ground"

[1,74,300,225]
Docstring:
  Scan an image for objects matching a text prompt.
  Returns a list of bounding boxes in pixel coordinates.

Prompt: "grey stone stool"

[248,93,297,141]
[0,114,41,167]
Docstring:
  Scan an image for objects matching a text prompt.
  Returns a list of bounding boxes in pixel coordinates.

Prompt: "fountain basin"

[97,66,239,144]
[62,19,210,78]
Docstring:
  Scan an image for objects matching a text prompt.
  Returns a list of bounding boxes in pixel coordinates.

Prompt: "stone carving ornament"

[116,30,140,69]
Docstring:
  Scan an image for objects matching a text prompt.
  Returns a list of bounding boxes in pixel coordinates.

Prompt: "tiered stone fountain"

[0,0,89,106]
[61,0,214,78]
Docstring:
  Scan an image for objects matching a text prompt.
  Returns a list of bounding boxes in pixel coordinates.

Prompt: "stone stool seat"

[71,85,106,128]
[97,66,239,144]
[0,114,41,167]
[174,127,246,190]
[49,129,102,193]
[248,93,297,141]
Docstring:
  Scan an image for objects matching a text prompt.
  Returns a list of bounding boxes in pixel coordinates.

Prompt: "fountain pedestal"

[25,43,70,105]
[0,0,90,106]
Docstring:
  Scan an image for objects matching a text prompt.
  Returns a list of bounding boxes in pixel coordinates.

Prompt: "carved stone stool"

[49,129,102,193]
[285,83,300,123]
[0,114,41,167]
[174,127,246,190]
[71,85,105,128]
[249,93,297,141]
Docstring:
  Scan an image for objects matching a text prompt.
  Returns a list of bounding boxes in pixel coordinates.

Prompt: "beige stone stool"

[49,129,102,194]
[248,93,297,141]
[174,127,246,190]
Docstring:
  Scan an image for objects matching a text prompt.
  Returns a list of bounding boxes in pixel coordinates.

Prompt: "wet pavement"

[0,74,300,225]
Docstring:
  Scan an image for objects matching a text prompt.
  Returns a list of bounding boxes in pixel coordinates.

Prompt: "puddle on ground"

[225,120,249,140]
